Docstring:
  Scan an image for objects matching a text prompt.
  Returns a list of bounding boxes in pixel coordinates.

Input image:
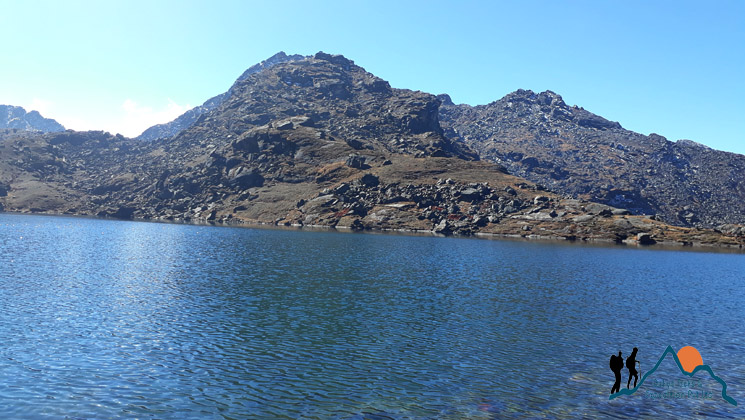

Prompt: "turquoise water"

[0,213,743,419]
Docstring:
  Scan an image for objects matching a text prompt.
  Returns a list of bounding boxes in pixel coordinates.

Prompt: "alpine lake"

[1,213,743,419]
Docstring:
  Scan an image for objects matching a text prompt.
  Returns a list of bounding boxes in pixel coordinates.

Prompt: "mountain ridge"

[138,51,745,230]
[438,88,745,228]
[0,105,65,133]
[1,52,744,248]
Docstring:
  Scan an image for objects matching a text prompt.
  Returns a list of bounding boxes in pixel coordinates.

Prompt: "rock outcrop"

[438,89,745,229]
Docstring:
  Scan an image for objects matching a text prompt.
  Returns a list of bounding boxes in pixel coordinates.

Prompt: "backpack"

[626,355,635,369]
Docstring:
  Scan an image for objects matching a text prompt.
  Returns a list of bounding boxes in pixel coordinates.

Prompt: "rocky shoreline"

[4,208,743,253]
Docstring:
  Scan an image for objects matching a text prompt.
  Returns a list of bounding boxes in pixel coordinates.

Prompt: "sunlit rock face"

[439,89,745,228]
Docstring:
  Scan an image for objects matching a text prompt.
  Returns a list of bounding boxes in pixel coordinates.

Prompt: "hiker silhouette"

[626,347,639,389]
[609,351,624,394]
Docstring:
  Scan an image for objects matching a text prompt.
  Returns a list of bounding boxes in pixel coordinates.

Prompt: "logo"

[608,345,737,406]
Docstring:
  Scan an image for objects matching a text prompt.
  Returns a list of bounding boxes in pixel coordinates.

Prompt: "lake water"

[0,213,743,419]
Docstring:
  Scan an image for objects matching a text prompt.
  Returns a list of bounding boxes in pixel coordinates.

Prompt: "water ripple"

[0,214,743,419]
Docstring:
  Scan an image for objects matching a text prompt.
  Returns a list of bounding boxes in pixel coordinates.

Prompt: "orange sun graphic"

[677,346,704,373]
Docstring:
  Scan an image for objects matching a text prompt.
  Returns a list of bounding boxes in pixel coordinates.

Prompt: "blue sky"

[1,0,743,154]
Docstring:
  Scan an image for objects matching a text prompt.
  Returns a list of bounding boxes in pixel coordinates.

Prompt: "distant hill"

[0,105,65,133]
[438,90,745,228]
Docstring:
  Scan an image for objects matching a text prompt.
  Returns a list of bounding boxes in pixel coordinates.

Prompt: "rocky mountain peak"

[138,51,306,141]
[138,51,402,142]
[487,89,621,129]
[176,52,474,161]
[499,89,569,111]
[236,51,306,81]
[436,94,454,106]
[1,105,65,133]
[312,51,355,69]
[537,90,567,107]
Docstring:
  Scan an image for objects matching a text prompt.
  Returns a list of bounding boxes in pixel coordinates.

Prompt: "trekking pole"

[636,360,642,384]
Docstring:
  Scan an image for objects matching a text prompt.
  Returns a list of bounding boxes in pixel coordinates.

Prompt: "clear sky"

[1,0,743,154]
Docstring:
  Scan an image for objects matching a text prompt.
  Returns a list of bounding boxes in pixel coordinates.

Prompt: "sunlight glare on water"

[0,214,743,419]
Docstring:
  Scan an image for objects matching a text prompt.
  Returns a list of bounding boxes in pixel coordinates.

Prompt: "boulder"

[717,224,745,236]
[349,219,365,231]
[333,183,350,194]
[293,116,315,127]
[613,218,634,230]
[345,154,368,169]
[304,195,337,209]
[574,109,622,130]
[229,170,264,189]
[313,51,354,68]
[636,232,656,245]
[433,219,452,234]
[112,206,136,219]
[572,214,595,223]
[533,195,549,205]
[459,187,482,202]
[527,211,555,221]
[275,121,294,130]
[585,203,614,215]
[346,138,364,150]
[359,173,379,187]
[472,216,488,227]
[364,79,391,93]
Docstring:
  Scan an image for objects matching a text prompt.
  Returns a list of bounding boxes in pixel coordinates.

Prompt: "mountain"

[136,51,305,141]
[0,53,743,247]
[438,90,745,228]
[0,105,65,133]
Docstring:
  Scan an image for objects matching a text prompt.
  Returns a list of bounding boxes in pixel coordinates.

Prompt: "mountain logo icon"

[609,345,737,406]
